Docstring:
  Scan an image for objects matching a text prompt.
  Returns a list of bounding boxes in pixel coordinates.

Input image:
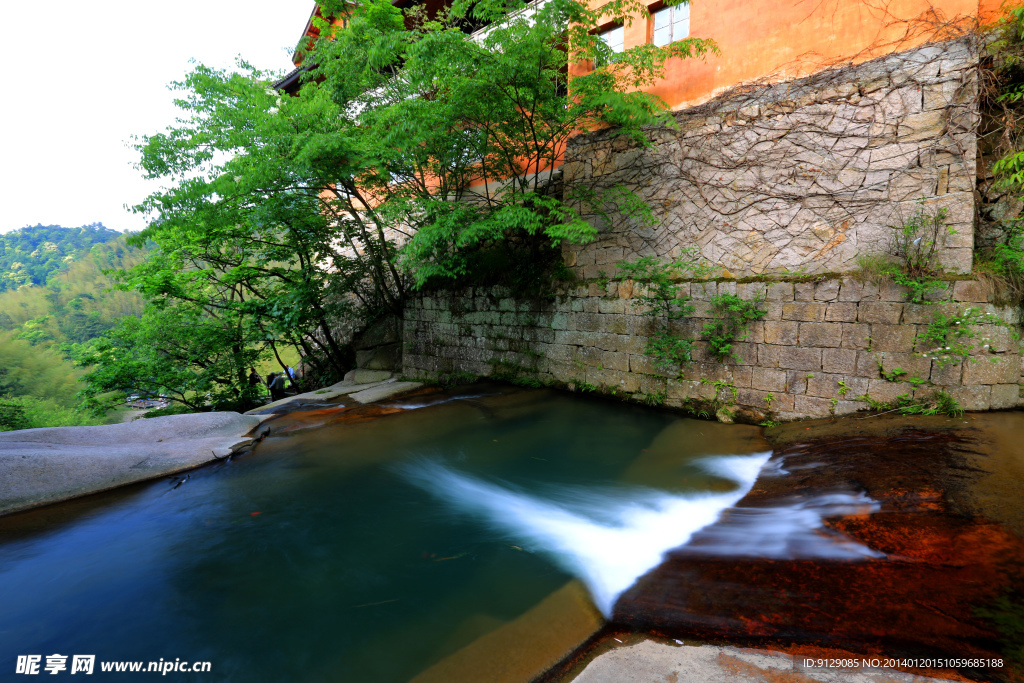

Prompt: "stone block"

[786,371,810,394]
[666,379,711,401]
[679,362,735,383]
[760,346,822,371]
[878,352,932,379]
[586,367,640,393]
[554,330,587,346]
[856,351,883,377]
[736,388,776,409]
[767,282,794,301]
[866,379,915,404]
[903,303,954,325]
[946,384,991,411]
[600,315,628,335]
[878,280,910,302]
[354,316,401,350]
[793,395,838,417]
[952,280,989,303]
[763,303,784,321]
[976,326,1017,354]
[736,282,768,300]
[814,279,841,301]
[962,357,1019,385]
[795,282,816,301]
[899,110,946,142]
[837,278,863,301]
[799,322,843,347]
[825,302,858,322]
[629,353,666,376]
[806,373,846,398]
[842,324,872,350]
[870,324,917,352]
[573,312,602,333]
[764,321,799,345]
[580,347,630,372]
[598,298,625,314]
[930,359,963,385]
[858,302,903,324]
[782,302,828,322]
[822,348,858,374]
[744,321,765,344]
[751,367,787,392]
[991,384,1021,409]
[734,366,755,387]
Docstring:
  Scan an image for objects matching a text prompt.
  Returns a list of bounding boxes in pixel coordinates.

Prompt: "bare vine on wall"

[562,8,985,280]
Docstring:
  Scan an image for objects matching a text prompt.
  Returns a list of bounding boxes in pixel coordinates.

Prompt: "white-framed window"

[599,25,624,54]
[652,4,689,47]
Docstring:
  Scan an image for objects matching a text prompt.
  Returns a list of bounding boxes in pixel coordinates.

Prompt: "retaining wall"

[561,38,979,279]
[401,278,1022,421]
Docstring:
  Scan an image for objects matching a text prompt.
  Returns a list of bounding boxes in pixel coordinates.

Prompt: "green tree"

[304,0,717,287]
[77,302,265,414]
[83,0,715,408]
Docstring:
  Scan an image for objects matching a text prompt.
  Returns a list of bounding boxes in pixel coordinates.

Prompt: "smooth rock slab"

[244,379,391,415]
[574,640,956,682]
[0,412,263,516]
[349,381,425,404]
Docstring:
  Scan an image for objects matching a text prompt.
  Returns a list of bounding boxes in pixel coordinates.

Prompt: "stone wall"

[562,38,979,279]
[401,279,1021,422]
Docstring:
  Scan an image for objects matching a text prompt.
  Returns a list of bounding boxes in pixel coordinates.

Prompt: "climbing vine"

[702,294,767,362]
[615,251,705,372]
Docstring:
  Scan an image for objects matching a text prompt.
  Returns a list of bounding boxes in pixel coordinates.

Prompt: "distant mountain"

[0,223,122,292]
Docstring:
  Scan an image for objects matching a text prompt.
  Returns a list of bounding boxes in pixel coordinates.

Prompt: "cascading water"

[400,452,883,616]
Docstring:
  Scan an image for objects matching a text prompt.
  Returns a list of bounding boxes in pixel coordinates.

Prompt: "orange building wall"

[587,0,1002,111]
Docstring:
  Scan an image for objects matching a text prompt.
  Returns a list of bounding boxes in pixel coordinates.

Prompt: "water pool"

[0,386,770,682]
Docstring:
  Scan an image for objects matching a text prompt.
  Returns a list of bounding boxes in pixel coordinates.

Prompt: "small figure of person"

[248,368,261,387]
[268,372,288,401]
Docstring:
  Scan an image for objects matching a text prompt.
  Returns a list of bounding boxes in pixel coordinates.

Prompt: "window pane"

[653,7,671,29]
[653,24,670,47]
[602,25,624,52]
[672,3,689,40]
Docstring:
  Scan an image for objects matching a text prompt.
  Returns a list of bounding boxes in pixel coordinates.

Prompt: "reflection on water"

[0,387,772,682]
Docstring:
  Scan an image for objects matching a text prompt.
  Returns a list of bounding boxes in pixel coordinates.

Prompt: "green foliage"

[0,238,148,350]
[0,395,106,431]
[0,399,30,431]
[615,251,707,372]
[0,331,85,407]
[764,391,775,407]
[837,380,848,396]
[636,389,667,406]
[77,304,267,415]
[304,0,717,289]
[917,306,1008,365]
[702,294,767,362]
[0,223,121,292]
[856,202,952,303]
[856,390,964,417]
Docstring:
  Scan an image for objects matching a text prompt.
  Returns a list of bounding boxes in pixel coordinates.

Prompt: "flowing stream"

[0,386,1020,682]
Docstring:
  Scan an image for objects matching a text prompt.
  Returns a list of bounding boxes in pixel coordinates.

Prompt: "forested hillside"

[0,223,122,292]
[0,236,148,430]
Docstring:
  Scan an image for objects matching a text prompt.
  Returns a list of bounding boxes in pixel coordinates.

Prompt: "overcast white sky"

[0,2,315,234]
